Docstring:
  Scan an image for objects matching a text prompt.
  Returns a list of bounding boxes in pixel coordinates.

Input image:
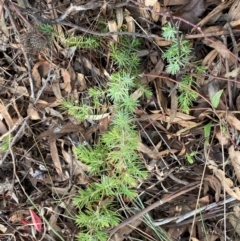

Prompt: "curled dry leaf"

[108,20,118,42]
[226,113,240,131]
[228,213,240,237]
[208,164,240,200]
[27,103,41,120]
[111,219,142,241]
[0,103,14,129]
[126,15,135,33]
[61,68,72,94]
[215,126,229,146]
[174,0,206,30]
[116,8,124,29]
[32,61,50,88]
[0,120,7,135]
[50,140,63,176]
[138,142,178,158]
[229,145,240,182]
[228,0,240,22]
[202,38,230,59]
[236,95,240,111]
[204,175,221,202]
[151,2,161,22]
[145,0,157,6]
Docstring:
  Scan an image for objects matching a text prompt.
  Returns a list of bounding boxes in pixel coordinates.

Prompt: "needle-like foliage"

[63,34,151,240]
[162,23,205,114]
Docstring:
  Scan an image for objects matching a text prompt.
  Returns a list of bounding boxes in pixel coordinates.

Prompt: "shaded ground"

[0,0,240,240]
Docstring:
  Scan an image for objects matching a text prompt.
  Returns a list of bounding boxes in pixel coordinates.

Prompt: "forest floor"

[1,0,240,240]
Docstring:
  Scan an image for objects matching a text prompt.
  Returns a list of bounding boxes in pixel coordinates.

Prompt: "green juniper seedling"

[63,36,150,240]
[162,23,205,114]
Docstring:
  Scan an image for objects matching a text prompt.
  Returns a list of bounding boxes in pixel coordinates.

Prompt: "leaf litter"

[1,0,240,240]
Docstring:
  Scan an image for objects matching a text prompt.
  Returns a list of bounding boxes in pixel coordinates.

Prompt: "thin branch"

[11,0,133,24]
[4,3,35,100]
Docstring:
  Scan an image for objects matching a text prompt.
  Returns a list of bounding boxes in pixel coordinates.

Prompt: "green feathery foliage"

[38,23,100,49]
[63,34,150,240]
[162,23,205,114]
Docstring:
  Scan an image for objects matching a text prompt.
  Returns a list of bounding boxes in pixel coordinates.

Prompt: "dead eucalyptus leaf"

[174,0,206,30]
[125,15,135,33]
[226,113,240,131]
[229,145,240,182]
[152,2,161,22]
[145,0,157,6]
[50,140,63,176]
[228,0,240,22]
[116,8,124,29]
[108,20,118,42]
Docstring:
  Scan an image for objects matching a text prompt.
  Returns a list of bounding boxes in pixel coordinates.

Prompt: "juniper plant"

[162,22,205,114]
[63,36,151,240]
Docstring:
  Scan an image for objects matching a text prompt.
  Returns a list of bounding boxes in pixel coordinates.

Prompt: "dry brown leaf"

[116,8,124,29]
[236,96,240,111]
[204,175,221,202]
[168,225,187,239]
[226,113,240,131]
[0,224,7,233]
[203,38,230,59]
[202,49,218,67]
[153,78,167,112]
[0,120,7,135]
[9,210,26,223]
[0,2,8,37]
[174,0,206,30]
[225,67,240,78]
[76,73,87,91]
[111,219,142,241]
[79,56,109,78]
[36,123,84,140]
[198,0,234,28]
[138,142,178,158]
[228,0,240,22]
[86,113,110,121]
[142,59,165,84]
[164,0,187,5]
[108,20,118,42]
[228,213,240,237]
[154,37,172,46]
[32,61,50,88]
[52,80,63,99]
[99,115,110,133]
[27,103,41,120]
[37,99,63,108]
[45,107,63,120]
[191,238,200,241]
[136,113,197,127]
[168,87,178,130]
[145,0,157,6]
[0,179,13,195]
[152,2,161,22]
[50,140,63,176]
[215,127,229,146]
[125,15,135,33]
[61,68,72,93]
[229,145,240,182]
[0,103,14,129]
[9,83,29,97]
[208,164,240,200]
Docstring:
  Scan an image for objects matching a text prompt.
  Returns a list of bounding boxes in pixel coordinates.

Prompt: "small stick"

[226,22,238,101]
[3,3,35,100]
[107,181,200,238]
